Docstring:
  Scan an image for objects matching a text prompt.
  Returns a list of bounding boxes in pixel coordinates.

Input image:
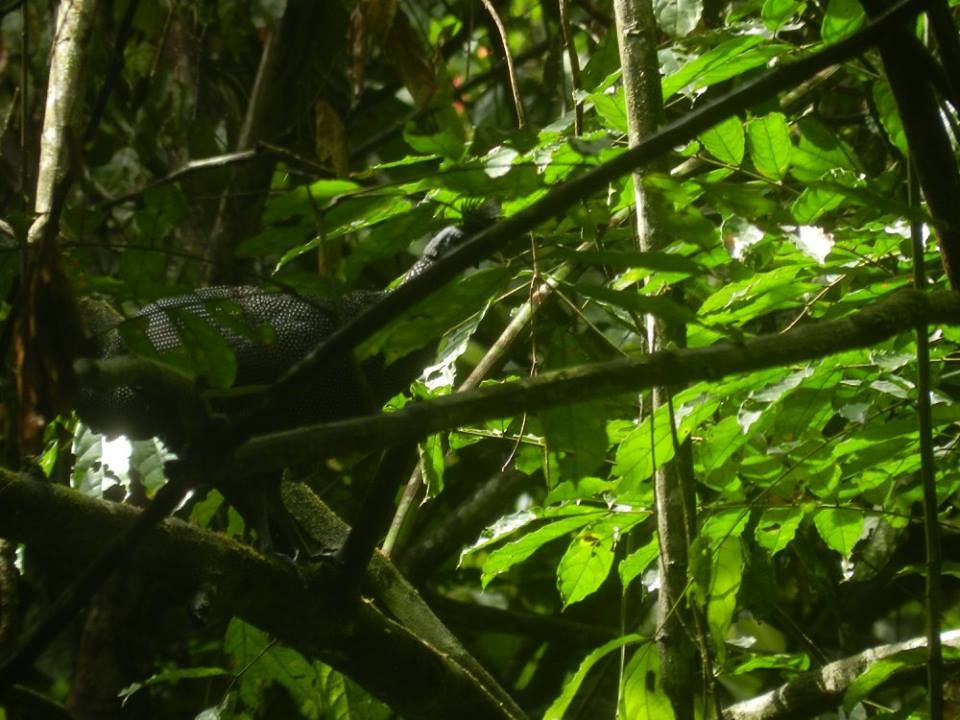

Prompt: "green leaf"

[119,666,228,703]
[558,529,616,606]
[236,225,312,258]
[575,284,697,325]
[223,619,389,720]
[791,183,846,223]
[699,115,745,166]
[813,508,864,556]
[747,113,791,180]
[654,0,702,38]
[872,80,909,157]
[542,400,608,481]
[615,390,720,491]
[707,538,743,665]
[168,307,238,390]
[71,425,108,497]
[754,506,805,555]
[662,37,787,99]
[480,512,605,587]
[404,127,464,160]
[731,652,810,674]
[129,438,172,495]
[360,267,512,363]
[619,534,659,589]
[821,0,865,43]
[762,0,805,30]
[590,86,628,134]
[621,643,675,720]
[789,117,857,182]
[844,651,924,710]
[700,508,750,544]
[418,434,445,498]
[543,635,646,720]
[550,248,704,275]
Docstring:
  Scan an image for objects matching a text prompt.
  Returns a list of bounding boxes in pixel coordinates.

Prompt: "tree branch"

[723,630,960,720]
[232,288,960,474]
[0,472,527,720]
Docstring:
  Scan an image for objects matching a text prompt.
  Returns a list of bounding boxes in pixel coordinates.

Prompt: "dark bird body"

[78,206,496,447]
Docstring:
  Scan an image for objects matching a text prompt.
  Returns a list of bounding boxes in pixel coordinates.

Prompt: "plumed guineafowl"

[78,205,497,449]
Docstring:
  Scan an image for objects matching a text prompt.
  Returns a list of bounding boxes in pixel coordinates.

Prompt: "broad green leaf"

[236,225,312,258]
[550,248,704,275]
[821,0,865,43]
[700,508,749,544]
[762,0,805,29]
[71,425,108,497]
[707,538,743,665]
[791,183,845,223]
[731,652,810,674]
[619,534,659,589]
[575,283,698,325]
[276,195,414,269]
[654,0,702,38]
[129,438,172,495]
[480,512,605,587]
[843,652,924,710]
[190,489,225,529]
[404,127,464,159]
[789,117,857,182]
[360,267,512,362]
[699,115,745,166]
[590,86,628,134]
[463,508,539,556]
[738,366,814,434]
[747,113,791,180]
[484,145,519,178]
[225,620,323,718]
[422,308,488,391]
[558,529,616,606]
[307,178,362,199]
[697,264,802,316]
[621,643,675,719]
[697,415,751,478]
[169,308,238,390]
[615,391,720,491]
[755,506,805,555]
[418,434,445,498]
[813,508,864,556]
[119,667,227,704]
[872,80,909,157]
[662,37,786,99]
[542,400,608,480]
[543,635,646,720]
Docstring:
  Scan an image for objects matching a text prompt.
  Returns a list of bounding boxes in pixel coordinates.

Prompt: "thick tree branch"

[723,630,960,720]
[233,289,960,474]
[0,473,526,720]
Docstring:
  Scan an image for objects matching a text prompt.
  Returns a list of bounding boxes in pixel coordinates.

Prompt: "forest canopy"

[1,0,960,719]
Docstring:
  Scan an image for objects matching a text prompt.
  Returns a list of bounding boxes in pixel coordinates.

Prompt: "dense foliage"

[1,0,959,718]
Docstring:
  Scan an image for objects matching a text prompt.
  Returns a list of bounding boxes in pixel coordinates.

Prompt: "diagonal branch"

[0,472,527,720]
[233,289,960,474]
[723,630,960,720]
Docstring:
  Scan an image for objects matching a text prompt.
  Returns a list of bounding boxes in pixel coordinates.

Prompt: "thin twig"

[479,0,526,128]
[910,161,944,717]
[558,0,584,134]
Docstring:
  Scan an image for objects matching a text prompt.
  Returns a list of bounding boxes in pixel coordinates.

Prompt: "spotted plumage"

[80,207,496,446]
